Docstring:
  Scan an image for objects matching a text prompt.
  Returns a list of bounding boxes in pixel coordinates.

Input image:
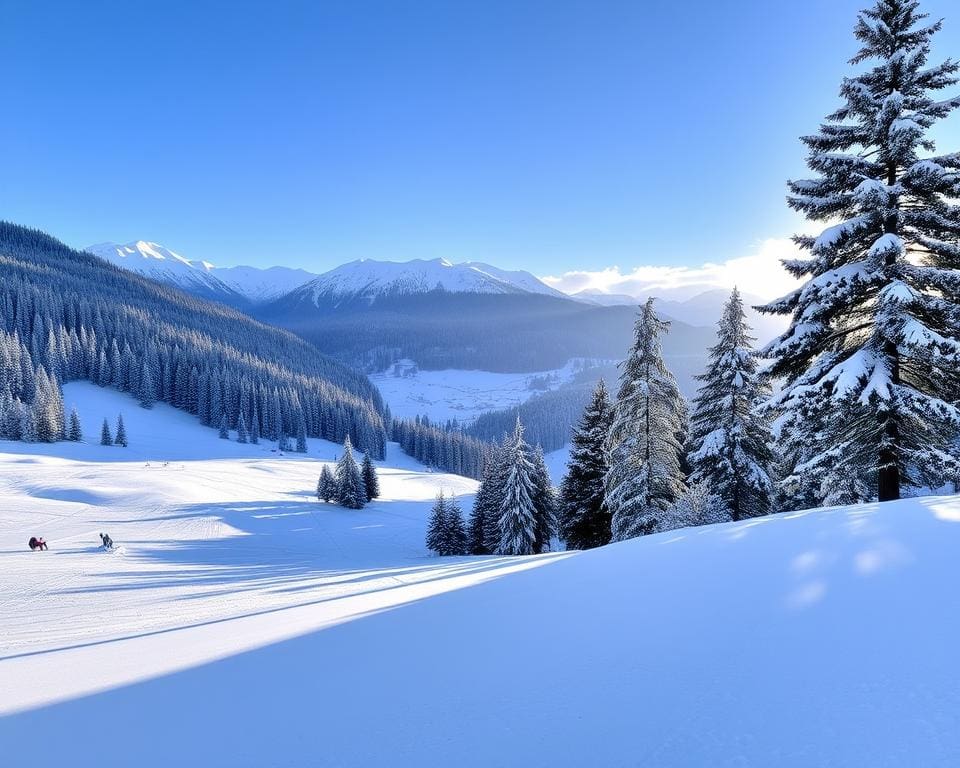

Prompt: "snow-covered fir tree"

[427,492,469,556]
[559,379,613,549]
[761,0,960,502]
[32,366,64,442]
[687,289,774,520]
[139,360,156,408]
[114,413,127,447]
[250,403,260,444]
[426,492,450,555]
[278,433,292,452]
[530,445,557,553]
[605,299,687,540]
[218,413,229,439]
[317,464,336,502]
[100,418,113,446]
[295,415,308,453]
[68,407,82,442]
[468,444,506,554]
[236,411,249,443]
[335,435,367,509]
[497,419,538,556]
[361,453,380,500]
[445,495,468,555]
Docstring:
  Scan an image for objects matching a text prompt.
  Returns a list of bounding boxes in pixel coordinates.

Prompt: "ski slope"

[3,384,960,766]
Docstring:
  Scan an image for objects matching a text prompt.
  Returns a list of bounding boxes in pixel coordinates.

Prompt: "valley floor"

[2,385,960,766]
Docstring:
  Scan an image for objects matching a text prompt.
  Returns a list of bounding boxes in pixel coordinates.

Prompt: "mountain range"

[84,239,781,383]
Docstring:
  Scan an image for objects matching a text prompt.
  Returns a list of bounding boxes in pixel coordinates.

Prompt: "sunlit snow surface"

[2,384,960,766]
[369,359,581,423]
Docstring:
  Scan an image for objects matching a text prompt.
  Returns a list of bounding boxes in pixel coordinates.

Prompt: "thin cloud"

[541,238,804,302]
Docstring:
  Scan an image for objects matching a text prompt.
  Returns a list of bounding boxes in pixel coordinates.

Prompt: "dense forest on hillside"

[0,223,388,457]
[466,363,620,452]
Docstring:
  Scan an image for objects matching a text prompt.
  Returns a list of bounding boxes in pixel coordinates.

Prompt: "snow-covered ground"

[370,359,583,423]
[3,384,960,766]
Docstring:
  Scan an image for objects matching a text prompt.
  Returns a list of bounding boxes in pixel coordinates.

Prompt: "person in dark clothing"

[28,537,48,551]
[100,532,114,549]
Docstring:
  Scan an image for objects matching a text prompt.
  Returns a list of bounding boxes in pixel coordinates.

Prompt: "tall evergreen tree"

[317,464,335,502]
[687,289,774,520]
[218,413,230,439]
[295,414,308,453]
[361,453,381,500]
[468,442,509,554]
[236,411,249,443]
[139,359,156,409]
[761,0,960,502]
[68,407,83,442]
[100,417,113,446]
[559,379,613,549]
[250,402,261,445]
[445,495,468,556]
[335,435,366,509]
[605,300,687,541]
[426,492,450,555]
[114,413,127,447]
[497,419,538,555]
[530,445,557,553]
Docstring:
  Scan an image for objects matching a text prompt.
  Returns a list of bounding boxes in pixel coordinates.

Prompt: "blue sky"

[2,0,958,279]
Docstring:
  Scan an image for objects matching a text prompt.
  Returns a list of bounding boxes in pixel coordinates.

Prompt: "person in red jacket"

[28,536,48,551]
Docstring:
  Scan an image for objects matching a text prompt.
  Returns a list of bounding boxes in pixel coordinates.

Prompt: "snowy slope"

[4,384,960,766]
[369,360,582,423]
[86,241,243,302]
[297,257,563,306]
[215,264,318,302]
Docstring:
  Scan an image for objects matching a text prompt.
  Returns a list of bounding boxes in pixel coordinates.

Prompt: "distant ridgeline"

[0,222,388,457]
[259,291,712,375]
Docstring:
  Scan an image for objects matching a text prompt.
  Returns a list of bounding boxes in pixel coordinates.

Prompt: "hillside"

[2,385,959,766]
[2,222,387,457]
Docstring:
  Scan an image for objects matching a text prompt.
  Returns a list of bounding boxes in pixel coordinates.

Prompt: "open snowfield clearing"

[369,359,584,423]
[2,385,960,766]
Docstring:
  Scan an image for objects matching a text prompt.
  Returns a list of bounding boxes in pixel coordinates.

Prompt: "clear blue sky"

[2,0,958,272]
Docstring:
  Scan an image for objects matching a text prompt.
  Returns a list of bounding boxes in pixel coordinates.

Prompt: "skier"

[100,532,114,549]
[28,537,48,551]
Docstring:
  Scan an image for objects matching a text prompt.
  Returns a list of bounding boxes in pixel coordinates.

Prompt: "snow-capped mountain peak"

[298,257,566,306]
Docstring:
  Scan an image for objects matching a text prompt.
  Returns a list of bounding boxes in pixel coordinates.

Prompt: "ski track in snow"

[2,383,960,766]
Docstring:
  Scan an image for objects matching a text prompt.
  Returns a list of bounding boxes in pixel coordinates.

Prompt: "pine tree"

[605,300,687,540]
[468,442,508,554]
[114,413,127,447]
[761,0,960,503]
[100,417,113,446]
[497,419,538,555]
[530,445,557,553]
[68,407,83,442]
[139,360,156,409]
[559,379,613,550]
[445,495,468,555]
[687,289,774,520]
[278,433,292,452]
[250,403,261,444]
[317,464,336,502]
[335,435,366,509]
[295,414,308,453]
[426,492,449,555]
[219,413,230,439]
[236,411,249,443]
[361,453,380,500]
